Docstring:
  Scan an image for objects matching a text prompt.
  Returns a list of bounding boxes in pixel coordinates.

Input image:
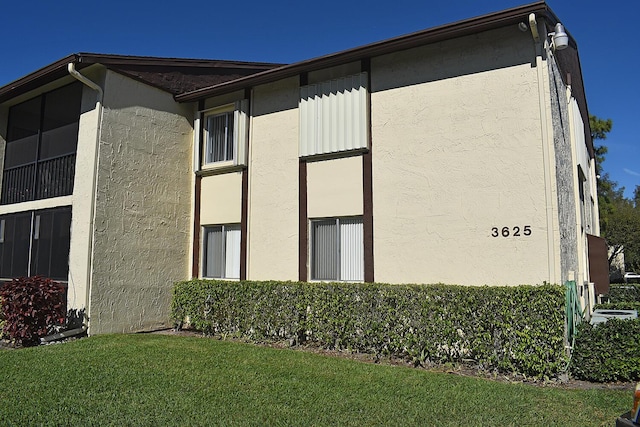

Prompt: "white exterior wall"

[370,27,557,285]
[88,70,193,334]
[247,77,299,280]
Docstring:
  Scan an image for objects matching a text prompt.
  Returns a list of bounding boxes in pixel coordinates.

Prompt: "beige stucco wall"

[307,155,363,218]
[370,27,556,286]
[247,77,299,280]
[199,172,243,225]
[88,70,193,334]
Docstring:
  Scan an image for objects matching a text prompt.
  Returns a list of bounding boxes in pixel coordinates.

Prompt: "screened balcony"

[1,83,81,205]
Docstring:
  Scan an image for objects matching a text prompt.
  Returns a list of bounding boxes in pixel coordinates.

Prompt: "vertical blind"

[204,225,241,279]
[299,73,368,157]
[311,217,363,281]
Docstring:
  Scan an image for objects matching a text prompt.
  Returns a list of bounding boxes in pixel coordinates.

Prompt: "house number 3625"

[491,226,531,237]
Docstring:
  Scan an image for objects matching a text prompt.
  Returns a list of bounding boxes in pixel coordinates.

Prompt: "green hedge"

[594,302,640,311]
[608,284,640,303]
[172,280,566,378]
[570,318,640,382]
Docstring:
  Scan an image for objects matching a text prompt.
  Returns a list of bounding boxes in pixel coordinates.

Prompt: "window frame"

[310,216,364,282]
[2,83,82,205]
[197,100,249,172]
[201,224,241,280]
[0,206,72,281]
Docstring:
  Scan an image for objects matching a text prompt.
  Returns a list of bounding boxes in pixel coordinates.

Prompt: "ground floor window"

[311,217,363,281]
[0,206,72,281]
[202,224,240,279]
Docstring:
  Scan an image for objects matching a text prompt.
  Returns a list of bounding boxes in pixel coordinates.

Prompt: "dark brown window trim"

[299,160,308,282]
[299,73,309,282]
[240,88,251,280]
[361,58,374,283]
[191,100,205,278]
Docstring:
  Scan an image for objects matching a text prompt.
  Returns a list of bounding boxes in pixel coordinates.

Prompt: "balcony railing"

[1,153,76,205]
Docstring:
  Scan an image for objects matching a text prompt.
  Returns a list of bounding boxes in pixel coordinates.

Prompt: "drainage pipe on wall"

[68,62,104,335]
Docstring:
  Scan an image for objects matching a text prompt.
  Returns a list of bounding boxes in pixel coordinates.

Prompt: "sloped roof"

[175,1,564,102]
[0,53,282,103]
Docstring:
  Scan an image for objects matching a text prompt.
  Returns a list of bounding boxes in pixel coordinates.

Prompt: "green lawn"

[0,334,631,426]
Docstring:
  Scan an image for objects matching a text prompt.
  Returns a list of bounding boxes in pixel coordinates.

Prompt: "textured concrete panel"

[371,28,551,286]
[200,172,242,225]
[248,77,299,280]
[307,155,363,218]
[89,70,193,334]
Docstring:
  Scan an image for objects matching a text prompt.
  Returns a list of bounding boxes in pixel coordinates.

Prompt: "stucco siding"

[370,29,552,285]
[307,156,363,218]
[89,70,193,334]
[548,57,580,285]
[199,172,243,225]
[248,77,299,280]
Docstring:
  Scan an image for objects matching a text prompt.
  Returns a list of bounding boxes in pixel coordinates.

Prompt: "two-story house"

[0,1,608,334]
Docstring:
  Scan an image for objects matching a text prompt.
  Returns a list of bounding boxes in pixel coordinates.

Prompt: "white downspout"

[68,62,104,334]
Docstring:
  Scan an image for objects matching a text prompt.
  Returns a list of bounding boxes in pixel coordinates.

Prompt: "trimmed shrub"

[172,280,566,378]
[570,318,640,382]
[608,284,640,303]
[594,302,640,311]
[0,276,66,347]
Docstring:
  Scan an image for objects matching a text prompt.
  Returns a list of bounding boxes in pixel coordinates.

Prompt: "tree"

[591,114,640,272]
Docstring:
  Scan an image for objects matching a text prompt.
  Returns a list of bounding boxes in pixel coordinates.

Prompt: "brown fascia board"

[176,1,564,102]
[0,53,283,104]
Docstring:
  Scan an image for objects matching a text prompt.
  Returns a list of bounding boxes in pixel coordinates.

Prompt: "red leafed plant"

[0,276,66,347]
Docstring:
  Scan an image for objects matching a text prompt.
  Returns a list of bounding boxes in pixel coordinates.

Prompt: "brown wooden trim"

[240,169,249,280]
[363,154,374,284]
[192,174,202,278]
[240,87,251,280]
[191,100,205,278]
[362,59,374,283]
[299,160,308,282]
[298,73,309,282]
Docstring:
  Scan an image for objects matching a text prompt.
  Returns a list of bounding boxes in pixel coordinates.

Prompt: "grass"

[0,334,631,426]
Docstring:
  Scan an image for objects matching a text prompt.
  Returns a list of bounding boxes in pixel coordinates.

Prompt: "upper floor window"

[199,100,249,170]
[2,83,82,204]
[299,72,369,158]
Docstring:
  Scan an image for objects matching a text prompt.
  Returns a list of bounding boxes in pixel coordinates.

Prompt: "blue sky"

[1,0,638,198]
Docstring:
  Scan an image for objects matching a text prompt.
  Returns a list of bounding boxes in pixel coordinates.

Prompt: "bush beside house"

[570,282,640,382]
[0,277,66,347]
[172,280,566,378]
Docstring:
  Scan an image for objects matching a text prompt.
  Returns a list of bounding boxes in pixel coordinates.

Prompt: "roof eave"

[176,1,557,102]
[0,53,283,104]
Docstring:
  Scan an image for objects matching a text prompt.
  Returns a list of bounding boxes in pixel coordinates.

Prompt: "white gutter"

[68,62,104,334]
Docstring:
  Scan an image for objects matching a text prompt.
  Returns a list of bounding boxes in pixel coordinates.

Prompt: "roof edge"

[0,53,283,104]
[176,1,556,102]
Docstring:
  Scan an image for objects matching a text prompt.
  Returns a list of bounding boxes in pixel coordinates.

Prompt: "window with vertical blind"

[299,73,369,157]
[311,217,363,281]
[0,207,72,280]
[202,224,241,279]
[199,100,249,169]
